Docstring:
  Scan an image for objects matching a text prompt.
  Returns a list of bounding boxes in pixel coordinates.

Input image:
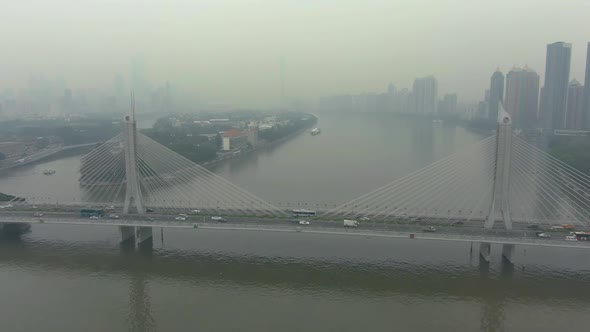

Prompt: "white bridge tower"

[484,103,513,230]
[123,93,145,214]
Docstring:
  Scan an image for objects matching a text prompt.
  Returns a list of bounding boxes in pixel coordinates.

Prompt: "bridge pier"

[135,227,153,245]
[119,226,135,243]
[479,242,491,263]
[502,244,515,264]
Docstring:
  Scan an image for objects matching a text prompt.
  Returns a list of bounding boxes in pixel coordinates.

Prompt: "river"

[1,113,589,332]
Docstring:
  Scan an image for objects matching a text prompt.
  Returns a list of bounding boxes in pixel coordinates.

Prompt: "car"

[211,216,226,222]
[175,217,187,221]
[178,214,189,218]
[146,217,155,221]
[89,215,100,220]
[191,209,201,214]
[452,221,464,226]
[33,213,44,217]
[527,224,541,230]
[359,217,371,221]
[423,226,437,232]
[108,214,119,219]
[536,232,551,238]
[32,205,38,209]
[146,208,155,213]
[105,205,115,211]
[299,220,310,225]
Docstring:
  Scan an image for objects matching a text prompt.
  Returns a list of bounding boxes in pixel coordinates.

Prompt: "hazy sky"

[2,0,589,107]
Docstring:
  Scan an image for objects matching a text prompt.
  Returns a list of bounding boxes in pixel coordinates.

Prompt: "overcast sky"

[1,0,589,107]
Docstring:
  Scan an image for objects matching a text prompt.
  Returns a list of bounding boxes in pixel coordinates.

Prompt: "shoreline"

[201,114,318,169]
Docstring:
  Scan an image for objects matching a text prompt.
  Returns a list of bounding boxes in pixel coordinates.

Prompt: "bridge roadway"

[1,210,590,249]
[0,142,97,171]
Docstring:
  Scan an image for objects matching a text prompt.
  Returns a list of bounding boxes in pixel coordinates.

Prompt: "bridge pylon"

[123,92,145,215]
[484,103,513,230]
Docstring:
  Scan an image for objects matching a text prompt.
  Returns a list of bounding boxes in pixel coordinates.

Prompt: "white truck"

[343,220,359,228]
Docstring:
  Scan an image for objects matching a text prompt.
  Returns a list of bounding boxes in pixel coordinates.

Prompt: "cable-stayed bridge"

[2,104,590,259]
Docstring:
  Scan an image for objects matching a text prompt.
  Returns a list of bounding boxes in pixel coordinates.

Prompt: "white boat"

[310,128,321,135]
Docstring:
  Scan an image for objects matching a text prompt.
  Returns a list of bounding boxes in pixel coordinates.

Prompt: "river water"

[1,113,590,332]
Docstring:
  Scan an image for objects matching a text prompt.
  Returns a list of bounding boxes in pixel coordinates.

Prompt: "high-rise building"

[412,76,438,114]
[504,66,540,128]
[565,79,585,129]
[439,93,458,114]
[584,42,590,128]
[539,42,572,129]
[489,70,504,121]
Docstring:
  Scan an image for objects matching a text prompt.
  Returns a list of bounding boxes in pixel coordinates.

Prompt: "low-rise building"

[221,129,248,151]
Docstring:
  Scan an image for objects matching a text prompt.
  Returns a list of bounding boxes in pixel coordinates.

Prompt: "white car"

[33,213,44,217]
[175,217,187,221]
[89,215,100,220]
[108,214,119,219]
[105,205,115,211]
[191,209,201,214]
[359,217,371,221]
[178,214,189,218]
[211,216,226,222]
[299,220,310,225]
[536,232,551,238]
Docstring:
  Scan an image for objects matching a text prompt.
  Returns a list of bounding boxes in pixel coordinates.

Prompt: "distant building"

[412,76,438,114]
[504,66,540,128]
[540,42,572,130]
[246,127,258,147]
[439,93,458,114]
[221,129,248,151]
[489,70,504,121]
[565,79,585,129]
[584,42,590,128]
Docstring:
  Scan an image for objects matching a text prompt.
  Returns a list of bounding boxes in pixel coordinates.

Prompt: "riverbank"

[201,114,318,169]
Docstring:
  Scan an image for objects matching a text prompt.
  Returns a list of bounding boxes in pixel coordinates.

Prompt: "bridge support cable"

[513,147,583,224]
[509,161,558,226]
[323,135,496,219]
[440,152,497,226]
[134,136,260,216]
[323,135,495,218]
[511,139,590,224]
[376,146,492,221]
[513,137,590,209]
[134,133,279,216]
[378,138,497,221]
[510,138,590,227]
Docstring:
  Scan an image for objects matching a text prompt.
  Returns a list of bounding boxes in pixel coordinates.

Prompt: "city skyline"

[1,0,589,108]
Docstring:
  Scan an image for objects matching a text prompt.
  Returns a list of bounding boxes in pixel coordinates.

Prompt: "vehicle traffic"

[343,220,359,227]
[298,220,310,225]
[80,208,104,217]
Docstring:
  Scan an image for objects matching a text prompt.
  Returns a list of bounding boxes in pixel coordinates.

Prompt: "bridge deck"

[2,213,589,249]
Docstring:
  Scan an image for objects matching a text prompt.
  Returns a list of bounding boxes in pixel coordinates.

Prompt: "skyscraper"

[412,76,438,114]
[565,79,585,129]
[439,93,458,114]
[583,42,590,128]
[540,42,572,130]
[489,70,504,121]
[504,66,540,128]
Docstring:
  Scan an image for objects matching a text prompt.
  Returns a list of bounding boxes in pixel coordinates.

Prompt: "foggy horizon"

[2,0,589,108]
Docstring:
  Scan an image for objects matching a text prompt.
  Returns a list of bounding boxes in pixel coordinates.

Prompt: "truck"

[343,220,359,228]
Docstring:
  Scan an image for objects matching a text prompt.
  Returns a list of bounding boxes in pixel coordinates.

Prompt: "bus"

[80,208,105,217]
[292,209,316,217]
[572,232,590,241]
